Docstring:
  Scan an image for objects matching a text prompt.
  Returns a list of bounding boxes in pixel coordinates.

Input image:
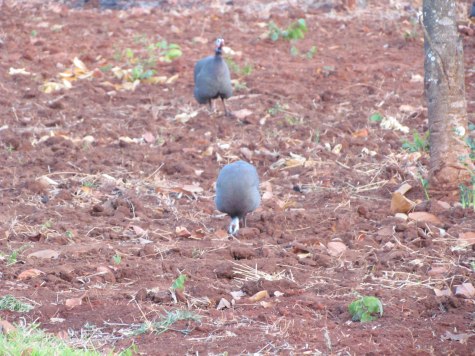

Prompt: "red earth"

[1,0,474,354]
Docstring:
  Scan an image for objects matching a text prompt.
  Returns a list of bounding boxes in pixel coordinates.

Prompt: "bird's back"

[215,161,260,218]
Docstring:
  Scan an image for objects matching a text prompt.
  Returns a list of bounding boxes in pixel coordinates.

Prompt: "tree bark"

[423,0,472,191]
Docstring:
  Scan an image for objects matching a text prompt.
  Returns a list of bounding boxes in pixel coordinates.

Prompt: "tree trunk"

[423,0,472,192]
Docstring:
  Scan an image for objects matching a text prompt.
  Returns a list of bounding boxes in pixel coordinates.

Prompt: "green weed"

[459,176,475,210]
[0,295,34,312]
[402,131,430,152]
[171,274,187,291]
[269,18,308,41]
[348,296,383,322]
[132,309,201,336]
[369,112,384,123]
[112,254,122,265]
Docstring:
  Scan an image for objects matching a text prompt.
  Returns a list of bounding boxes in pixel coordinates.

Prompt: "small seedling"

[65,230,74,239]
[0,295,34,312]
[112,254,122,265]
[348,296,383,322]
[132,309,201,336]
[41,219,53,230]
[131,64,156,81]
[419,176,430,200]
[7,244,30,266]
[225,58,253,77]
[402,130,430,152]
[30,30,37,37]
[470,261,475,272]
[268,102,286,116]
[82,181,95,188]
[305,46,317,59]
[268,18,308,41]
[369,112,384,123]
[171,274,187,292]
[459,177,475,210]
[313,128,321,144]
[5,144,15,153]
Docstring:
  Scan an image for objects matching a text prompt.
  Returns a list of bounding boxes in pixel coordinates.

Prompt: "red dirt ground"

[1,0,474,354]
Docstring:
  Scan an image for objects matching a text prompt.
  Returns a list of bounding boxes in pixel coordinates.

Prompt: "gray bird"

[194,38,233,116]
[215,161,261,235]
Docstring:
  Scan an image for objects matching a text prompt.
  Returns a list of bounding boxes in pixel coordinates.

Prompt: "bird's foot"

[228,216,240,235]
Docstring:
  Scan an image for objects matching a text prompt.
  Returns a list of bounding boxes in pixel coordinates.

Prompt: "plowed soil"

[1,0,475,354]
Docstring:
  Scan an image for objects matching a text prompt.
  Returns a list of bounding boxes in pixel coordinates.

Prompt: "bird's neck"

[215,48,223,56]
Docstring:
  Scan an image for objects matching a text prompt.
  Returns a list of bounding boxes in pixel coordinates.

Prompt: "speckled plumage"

[215,161,260,235]
[194,38,233,115]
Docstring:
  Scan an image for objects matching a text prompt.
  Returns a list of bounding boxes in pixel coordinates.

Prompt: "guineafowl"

[194,38,233,116]
[215,161,261,235]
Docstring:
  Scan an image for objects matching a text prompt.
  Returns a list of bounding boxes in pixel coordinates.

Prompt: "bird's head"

[215,38,225,55]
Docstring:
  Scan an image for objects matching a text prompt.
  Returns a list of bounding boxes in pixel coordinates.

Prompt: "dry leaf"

[217,298,231,310]
[433,288,452,297]
[327,241,347,256]
[0,320,16,335]
[260,301,274,308]
[249,290,270,302]
[175,226,192,238]
[352,128,368,138]
[458,232,475,246]
[132,225,147,237]
[9,67,31,76]
[233,109,253,120]
[17,268,45,280]
[442,331,474,344]
[408,212,442,225]
[166,74,179,84]
[28,249,60,259]
[262,191,273,200]
[180,185,204,195]
[230,290,246,300]
[455,282,475,299]
[428,266,448,277]
[65,297,83,309]
[395,183,412,195]
[391,192,416,214]
[142,132,155,143]
[214,229,229,239]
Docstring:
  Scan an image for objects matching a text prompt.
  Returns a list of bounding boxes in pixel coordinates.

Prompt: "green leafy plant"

[82,181,96,188]
[6,244,30,266]
[171,274,187,292]
[65,230,74,239]
[0,322,133,355]
[268,102,287,116]
[5,143,15,154]
[225,58,253,77]
[402,131,430,152]
[130,64,156,81]
[132,309,200,336]
[269,18,308,41]
[112,254,122,265]
[419,176,430,200]
[369,112,384,123]
[348,296,383,322]
[0,295,34,312]
[459,176,475,210]
[305,45,317,59]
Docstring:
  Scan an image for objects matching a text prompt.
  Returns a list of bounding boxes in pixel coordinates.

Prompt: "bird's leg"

[221,97,230,117]
[228,216,240,235]
[242,215,247,228]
